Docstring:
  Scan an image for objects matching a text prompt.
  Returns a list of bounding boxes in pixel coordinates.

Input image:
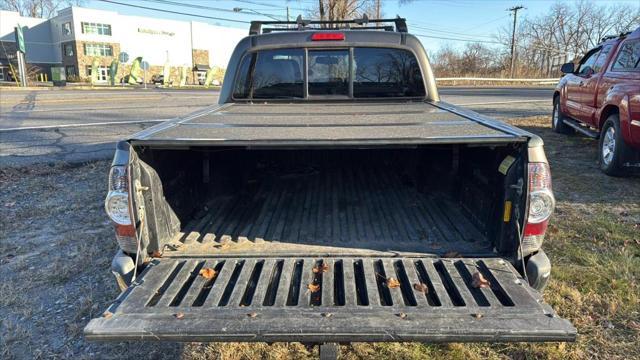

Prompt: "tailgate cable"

[131,180,148,283]
[513,207,529,284]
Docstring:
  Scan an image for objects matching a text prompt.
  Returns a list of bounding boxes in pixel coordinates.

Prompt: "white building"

[0,6,247,83]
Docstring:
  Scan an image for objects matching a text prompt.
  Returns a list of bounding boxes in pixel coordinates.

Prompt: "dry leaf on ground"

[413,283,428,294]
[151,250,163,258]
[174,312,185,319]
[199,268,218,279]
[312,263,330,273]
[387,277,401,289]
[471,272,491,288]
[443,251,460,258]
[308,283,321,293]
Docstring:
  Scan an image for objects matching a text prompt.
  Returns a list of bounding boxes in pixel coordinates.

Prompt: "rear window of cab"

[232,47,426,99]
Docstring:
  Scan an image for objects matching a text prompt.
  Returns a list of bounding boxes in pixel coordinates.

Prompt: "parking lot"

[1,87,638,359]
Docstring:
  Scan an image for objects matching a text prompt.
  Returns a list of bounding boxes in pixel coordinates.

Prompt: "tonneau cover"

[130,102,528,147]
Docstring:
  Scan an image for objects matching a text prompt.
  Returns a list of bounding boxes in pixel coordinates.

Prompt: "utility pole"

[376,0,381,19]
[286,6,290,22]
[508,5,524,78]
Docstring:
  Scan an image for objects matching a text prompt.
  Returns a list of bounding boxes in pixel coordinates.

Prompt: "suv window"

[593,44,613,73]
[577,48,601,75]
[354,48,425,97]
[612,40,640,71]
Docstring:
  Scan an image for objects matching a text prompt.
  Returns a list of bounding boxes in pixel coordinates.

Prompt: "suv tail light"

[105,166,138,253]
[522,162,555,255]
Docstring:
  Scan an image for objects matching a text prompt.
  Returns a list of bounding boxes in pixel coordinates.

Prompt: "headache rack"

[250,15,408,35]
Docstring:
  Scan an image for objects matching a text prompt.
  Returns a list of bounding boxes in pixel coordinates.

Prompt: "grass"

[0,116,638,359]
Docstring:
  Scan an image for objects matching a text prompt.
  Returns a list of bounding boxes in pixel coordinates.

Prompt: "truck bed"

[130,101,529,146]
[168,163,491,257]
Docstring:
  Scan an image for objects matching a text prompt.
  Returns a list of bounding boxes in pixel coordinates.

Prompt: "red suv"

[553,27,640,176]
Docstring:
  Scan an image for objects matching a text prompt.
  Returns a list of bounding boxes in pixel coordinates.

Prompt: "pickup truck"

[85,18,575,356]
[553,27,640,176]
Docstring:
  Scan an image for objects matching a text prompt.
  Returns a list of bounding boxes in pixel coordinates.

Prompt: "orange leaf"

[307,283,321,293]
[471,272,491,288]
[247,312,258,318]
[413,282,428,294]
[199,268,218,280]
[151,250,163,258]
[312,263,330,273]
[174,312,185,319]
[387,277,401,289]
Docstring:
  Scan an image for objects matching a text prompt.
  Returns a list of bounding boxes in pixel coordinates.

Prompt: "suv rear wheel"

[599,114,631,176]
[552,97,572,134]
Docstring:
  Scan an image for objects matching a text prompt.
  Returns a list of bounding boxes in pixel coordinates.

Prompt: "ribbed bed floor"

[173,166,492,255]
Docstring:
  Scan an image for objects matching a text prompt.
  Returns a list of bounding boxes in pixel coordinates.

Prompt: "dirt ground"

[1,116,638,359]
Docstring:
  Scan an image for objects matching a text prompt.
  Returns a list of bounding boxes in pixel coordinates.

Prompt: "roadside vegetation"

[1,116,638,359]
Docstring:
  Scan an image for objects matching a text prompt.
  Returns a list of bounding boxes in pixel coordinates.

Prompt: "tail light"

[105,165,138,253]
[522,163,555,255]
[311,32,345,41]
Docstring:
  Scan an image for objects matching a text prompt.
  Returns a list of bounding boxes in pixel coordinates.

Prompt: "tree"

[498,0,639,76]
[1,0,83,18]
[311,0,380,24]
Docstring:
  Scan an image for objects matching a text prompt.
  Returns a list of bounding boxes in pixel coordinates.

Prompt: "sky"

[85,0,640,54]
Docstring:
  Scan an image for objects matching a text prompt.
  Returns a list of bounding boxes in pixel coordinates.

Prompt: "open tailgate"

[85,257,575,342]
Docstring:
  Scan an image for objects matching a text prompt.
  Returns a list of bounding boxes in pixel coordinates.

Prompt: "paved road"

[0,86,554,167]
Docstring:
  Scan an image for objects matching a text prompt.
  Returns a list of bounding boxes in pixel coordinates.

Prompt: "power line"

[412,32,503,45]
[137,0,283,16]
[235,0,307,12]
[96,0,250,24]
[460,14,509,32]
[410,24,496,39]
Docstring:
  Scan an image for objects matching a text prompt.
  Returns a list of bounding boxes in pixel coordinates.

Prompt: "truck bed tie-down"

[85,257,575,342]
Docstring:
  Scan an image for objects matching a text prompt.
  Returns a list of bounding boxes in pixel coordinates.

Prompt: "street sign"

[14,25,25,53]
[119,52,129,63]
[141,61,150,71]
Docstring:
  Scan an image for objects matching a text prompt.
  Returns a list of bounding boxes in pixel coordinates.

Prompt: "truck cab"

[553,27,640,176]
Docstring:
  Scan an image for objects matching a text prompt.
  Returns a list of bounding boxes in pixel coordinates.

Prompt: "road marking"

[0,119,172,132]
[0,95,215,104]
[454,99,550,106]
[7,104,206,113]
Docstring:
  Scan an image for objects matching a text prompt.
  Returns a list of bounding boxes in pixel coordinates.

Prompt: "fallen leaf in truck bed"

[174,312,185,319]
[413,283,428,294]
[307,283,321,293]
[387,278,401,289]
[312,263,330,273]
[199,268,218,280]
[443,251,460,258]
[471,272,491,288]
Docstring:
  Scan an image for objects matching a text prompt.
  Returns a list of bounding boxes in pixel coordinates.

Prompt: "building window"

[84,43,113,57]
[63,43,74,57]
[65,66,76,78]
[86,65,110,81]
[62,22,72,35]
[81,22,112,36]
[0,67,5,81]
